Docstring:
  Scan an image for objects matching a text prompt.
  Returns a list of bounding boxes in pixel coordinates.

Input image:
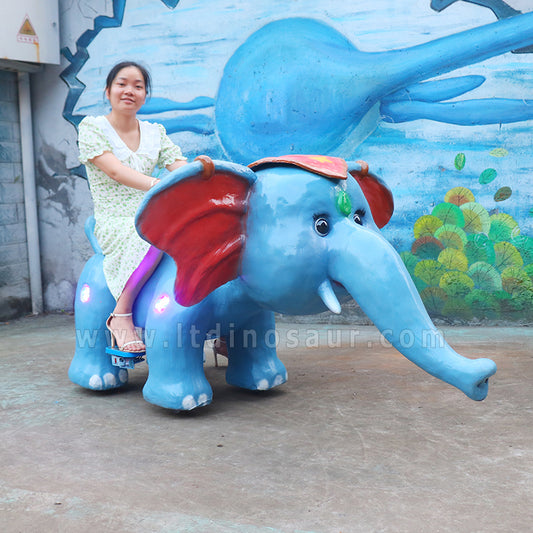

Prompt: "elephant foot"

[225,355,288,391]
[142,375,213,410]
[68,350,129,391]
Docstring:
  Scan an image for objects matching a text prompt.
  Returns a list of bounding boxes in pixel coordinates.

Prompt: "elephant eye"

[353,209,366,226]
[314,215,330,236]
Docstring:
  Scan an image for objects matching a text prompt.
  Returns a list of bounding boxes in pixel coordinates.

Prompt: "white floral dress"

[78,115,186,300]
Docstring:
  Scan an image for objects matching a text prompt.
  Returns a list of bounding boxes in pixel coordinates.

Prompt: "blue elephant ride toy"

[69,155,497,410]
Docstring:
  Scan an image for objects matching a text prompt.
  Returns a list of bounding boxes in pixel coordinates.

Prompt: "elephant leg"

[142,305,212,410]
[225,311,288,391]
[69,255,129,391]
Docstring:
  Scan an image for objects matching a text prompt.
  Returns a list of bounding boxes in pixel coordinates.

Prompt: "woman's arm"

[90,151,157,191]
[166,159,188,172]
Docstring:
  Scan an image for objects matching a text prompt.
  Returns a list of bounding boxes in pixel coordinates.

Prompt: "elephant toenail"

[257,379,269,390]
[89,375,103,390]
[182,395,197,410]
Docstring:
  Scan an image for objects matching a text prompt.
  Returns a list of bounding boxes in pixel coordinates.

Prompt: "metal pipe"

[18,71,43,314]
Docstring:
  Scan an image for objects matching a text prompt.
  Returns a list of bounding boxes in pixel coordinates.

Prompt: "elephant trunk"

[327,223,496,400]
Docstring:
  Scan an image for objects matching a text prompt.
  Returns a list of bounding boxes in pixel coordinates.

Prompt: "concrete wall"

[0,70,31,320]
[28,0,533,324]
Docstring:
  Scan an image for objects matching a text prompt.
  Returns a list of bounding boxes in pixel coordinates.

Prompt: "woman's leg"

[107,247,163,352]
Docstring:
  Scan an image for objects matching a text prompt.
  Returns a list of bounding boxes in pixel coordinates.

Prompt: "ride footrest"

[107,346,146,369]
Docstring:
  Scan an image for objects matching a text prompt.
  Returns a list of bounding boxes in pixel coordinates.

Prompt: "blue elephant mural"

[62,1,533,163]
[70,156,497,410]
[214,14,533,162]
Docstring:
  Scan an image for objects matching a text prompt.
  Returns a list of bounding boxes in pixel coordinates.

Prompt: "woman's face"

[106,66,147,114]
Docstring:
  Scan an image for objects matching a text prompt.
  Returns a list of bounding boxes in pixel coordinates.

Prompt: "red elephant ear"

[136,158,256,307]
[347,160,394,228]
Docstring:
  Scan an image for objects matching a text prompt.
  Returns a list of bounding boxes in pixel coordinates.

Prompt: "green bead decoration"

[336,190,352,217]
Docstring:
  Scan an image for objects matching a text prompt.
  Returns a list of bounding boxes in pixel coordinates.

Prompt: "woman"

[78,61,187,353]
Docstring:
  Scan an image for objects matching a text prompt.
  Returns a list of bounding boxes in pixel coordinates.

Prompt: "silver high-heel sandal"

[106,312,146,354]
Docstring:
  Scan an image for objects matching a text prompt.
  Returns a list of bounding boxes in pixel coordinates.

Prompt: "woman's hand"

[166,159,188,172]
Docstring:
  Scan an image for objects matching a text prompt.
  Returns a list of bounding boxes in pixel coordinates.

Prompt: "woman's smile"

[106,66,147,112]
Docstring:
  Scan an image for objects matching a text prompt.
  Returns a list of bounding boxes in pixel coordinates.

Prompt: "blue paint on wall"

[60,0,533,321]
[214,15,533,162]
[60,0,127,127]
[432,0,520,19]
[61,2,533,161]
[431,0,533,53]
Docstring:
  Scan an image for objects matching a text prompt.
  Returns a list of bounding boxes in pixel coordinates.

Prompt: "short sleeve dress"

[78,115,186,300]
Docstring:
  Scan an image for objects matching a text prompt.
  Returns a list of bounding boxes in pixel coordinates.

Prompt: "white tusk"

[318,279,342,314]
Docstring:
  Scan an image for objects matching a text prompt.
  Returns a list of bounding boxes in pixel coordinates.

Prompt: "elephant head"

[135,155,496,403]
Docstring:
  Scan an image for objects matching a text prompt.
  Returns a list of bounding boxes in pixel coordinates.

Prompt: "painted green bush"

[403,185,533,321]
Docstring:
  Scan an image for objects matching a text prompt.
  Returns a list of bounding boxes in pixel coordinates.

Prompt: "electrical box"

[0,1,59,65]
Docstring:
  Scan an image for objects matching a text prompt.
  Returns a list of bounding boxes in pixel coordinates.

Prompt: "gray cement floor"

[1,313,532,533]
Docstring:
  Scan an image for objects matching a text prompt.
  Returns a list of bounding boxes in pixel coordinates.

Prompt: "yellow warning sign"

[17,15,39,44]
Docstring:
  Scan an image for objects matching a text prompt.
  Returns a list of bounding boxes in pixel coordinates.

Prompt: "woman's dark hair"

[105,61,152,96]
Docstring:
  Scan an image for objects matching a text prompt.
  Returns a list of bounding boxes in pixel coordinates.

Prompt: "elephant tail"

[84,216,103,255]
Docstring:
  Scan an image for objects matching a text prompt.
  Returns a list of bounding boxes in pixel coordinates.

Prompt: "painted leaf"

[506,289,533,315]
[494,187,512,202]
[489,213,520,242]
[411,236,445,260]
[489,148,508,158]
[413,276,428,292]
[467,261,502,292]
[460,202,491,234]
[510,235,533,265]
[524,263,533,281]
[465,289,500,319]
[501,266,533,295]
[492,290,517,318]
[479,168,497,185]
[442,296,473,320]
[493,290,513,304]
[439,271,474,297]
[420,286,448,315]
[431,202,465,228]
[464,234,495,265]
[414,259,446,286]
[434,224,467,251]
[413,215,443,239]
[438,247,469,272]
[454,153,466,170]
[400,251,419,276]
[493,241,524,272]
[444,186,475,206]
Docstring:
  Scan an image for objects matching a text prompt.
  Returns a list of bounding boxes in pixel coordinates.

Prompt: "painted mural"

[402,149,533,322]
[61,0,533,322]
